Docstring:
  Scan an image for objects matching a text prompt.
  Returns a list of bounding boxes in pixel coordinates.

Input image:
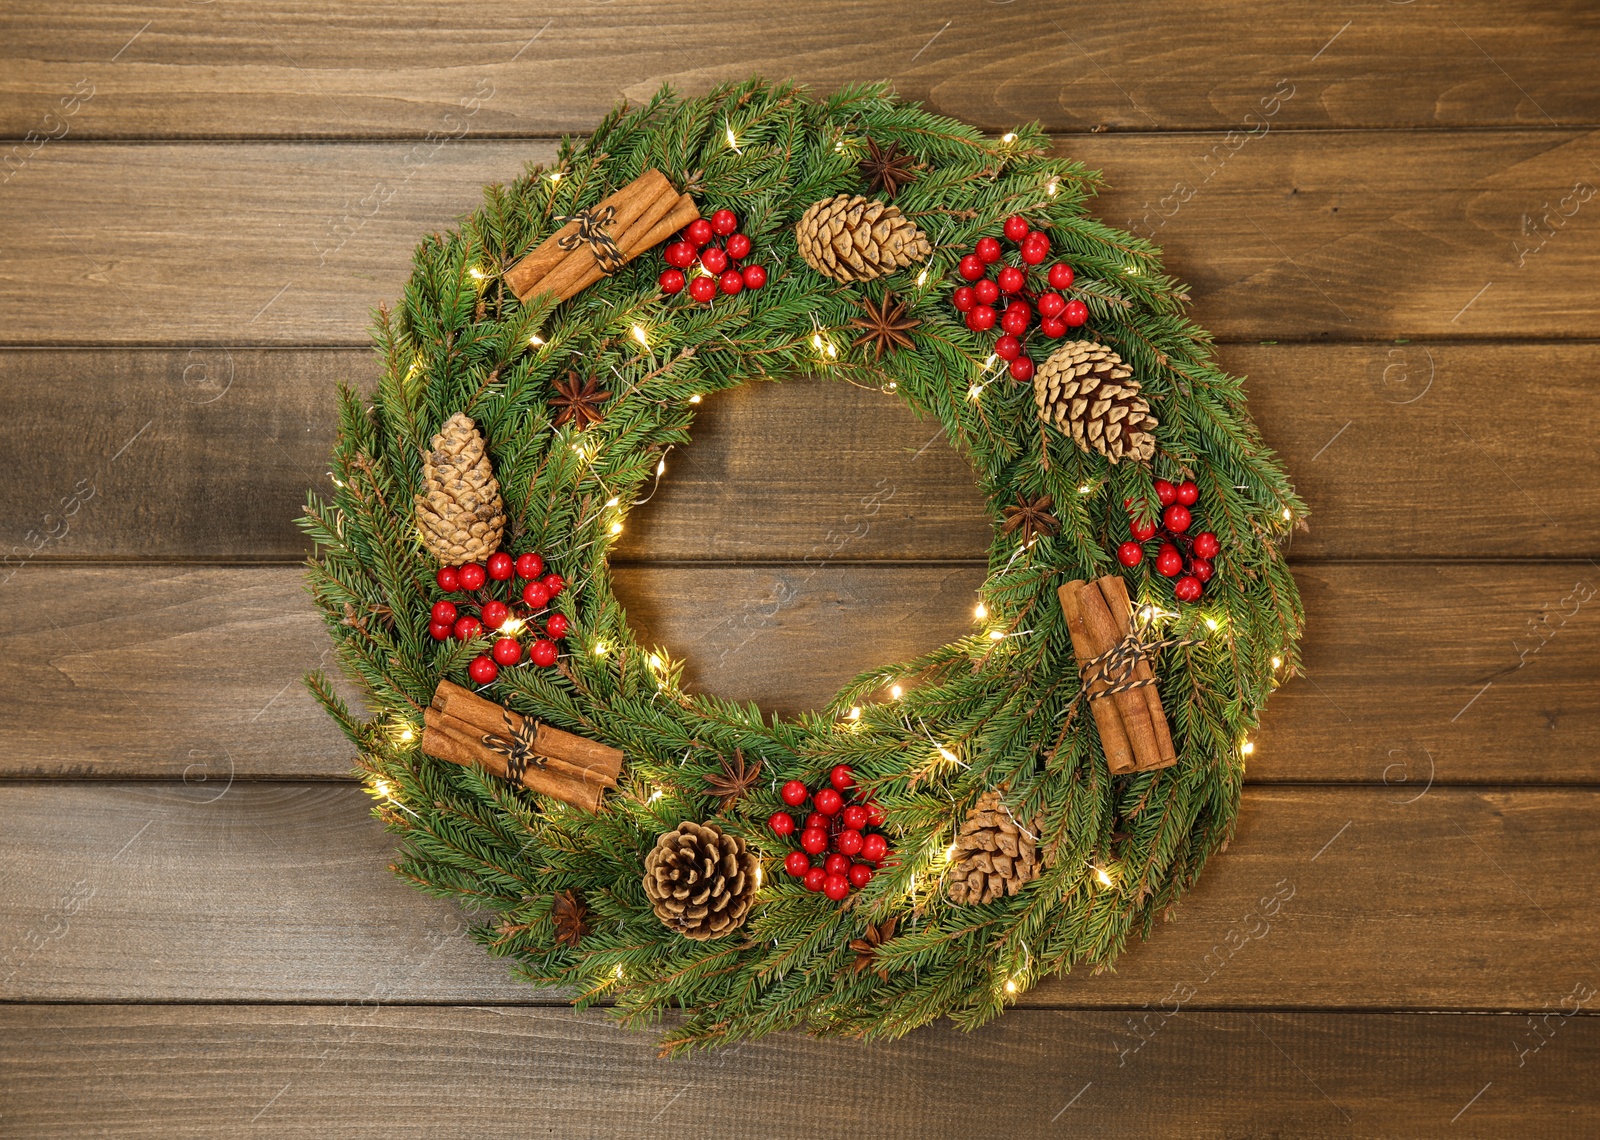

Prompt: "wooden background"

[3,2,1598,1135]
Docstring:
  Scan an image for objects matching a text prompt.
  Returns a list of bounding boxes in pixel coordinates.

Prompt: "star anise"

[550,370,610,430]
[551,889,589,948]
[1001,493,1059,547]
[859,139,920,199]
[849,917,897,980]
[849,291,921,360]
[704,747,763,810]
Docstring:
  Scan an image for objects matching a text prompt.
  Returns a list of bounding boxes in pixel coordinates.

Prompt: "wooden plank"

[2,1006,1592,1139]
[0,563,1594,782]
[4,343,1596,561]
[1,781,1595,1009]
[3,132,1600,345]
[3,1,1598,137]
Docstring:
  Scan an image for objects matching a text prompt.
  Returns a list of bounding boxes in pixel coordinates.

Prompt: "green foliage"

[301,78,1304,1054]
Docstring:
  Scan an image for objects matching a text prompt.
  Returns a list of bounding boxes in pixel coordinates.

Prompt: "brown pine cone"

[795,194,932,283]
[946,790,1047,906]
[1034,341,1159,465]
[414,412,506,564]
[643,821,760,941]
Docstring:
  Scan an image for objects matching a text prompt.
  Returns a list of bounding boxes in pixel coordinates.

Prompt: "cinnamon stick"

[430,680,624,782]
[524,170,675,302]
[1096,575,1177,769]
[505,168,673,301]
[1058,581,1136,774]
[422,710,606,813]
[564,192,700,299]
[424,706,616,789]
[1076,584,1164,771]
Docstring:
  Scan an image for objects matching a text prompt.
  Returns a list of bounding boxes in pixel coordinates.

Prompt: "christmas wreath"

[303,80,1304,1054]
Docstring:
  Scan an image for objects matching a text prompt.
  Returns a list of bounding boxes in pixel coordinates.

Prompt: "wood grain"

[2,1006,1590,1139]
[4,344,1597,562]
[2,781,1596,1009]
[3,1,1598,137]
[1,563,1594,782]
[5,132,1600,345]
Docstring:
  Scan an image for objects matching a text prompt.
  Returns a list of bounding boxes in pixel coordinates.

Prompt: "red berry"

[1040,317,1067,338]
[1174,575,1203,602]
[453,615,483,641]
[741,264,768,289]
[801,827,829,855]
[1062,299,1089,327]
[781,780,810,807]
[952,286,976,312]
[842,804,869,831]
[998,265,1026,294]
[710,208,738,236]
[814,787,843,816]
[1117,541,1144,567]
[1003,215,1030,242]
[457,563,486,591]
[492,637,522,666]
[976,236,1003,263]
[1163,503,1192,533]
[966,305,996,332]
[718,269,744,295]
[770,811,796,838]
[1155,544,1183,577]
[823,873,851,901]
[861,833,889,862]
[1154,480,1178,506]
[974,278,1000,305]
[958,254,986,281]
[664,240,696,268]
[688,275,716,303]
[429,620,453,641]
[468,655,498,684]
[994,334,1022,361]
[1176,481,1199,506]
[685,218,715,246]
[824,852,850,876]
[804,866,827,892]
[1021,233,1050,264]
[487,552,513,581]
[1047,263,1076,290]
[531,638,559,667]
[830,765,855,792]
[1193,532,1220,559]
[545,612,569,639]
[658,268,686,294]
[1037,292,1066,319]
[700,246,728,275]
[805,812,827,831]
[1131,517,1158,541]
[514,553,543,580]
[542,574,565,596]
[836,829,864,856]
[1191,558,1215,583]
[1000,302,1031,336]
[726,233,752,260]
[784,849,809,877]
[522,581,552,609]
[864,802,886,827]
[430,600,458,625]
[436,566,460,592]
[481,600,509,630]
[1009,356,1035,383]
[848,863,873,888]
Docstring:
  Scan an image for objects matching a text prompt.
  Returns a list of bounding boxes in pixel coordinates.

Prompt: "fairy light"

[593,641,608,656]
[1004,978,1018,995]
[329,474,345,488]
[606,496,620,507]
[725,124,739,149]
[614,963,625,978]
[1271,656,1282,669]
[1240,740,1255,757]
[916,269,928,287]
[468,267,485,281]
[372,779,395,800]
[609,521,623,535]
[501,617,524,635]
[1282,507,1293,521]
[548,171,564,182]
[988,629,1005,641]
[656,458,667,476]
[1077,484,1092,494]
[847,707,862,721]
[936,744,959,764]
[890,684,903,700]
[1204,617,1220,632]
[974,602,988,620]
[967,384,984,401]
[688,394,702,404]
[528,334,545,347]
[1094,864,1114,888]
[1047,179,1059,196]
[1001,132,1017,143]
[631,325,648,346]
[398,726,415,743]
[647,787,663,803]
[985,354,998,368]
[649,654,663,670]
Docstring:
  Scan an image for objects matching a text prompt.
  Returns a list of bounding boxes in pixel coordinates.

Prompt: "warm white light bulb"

[528,334,545,347]
[1204,617,1219,631]
[988,629,1005,641]
[1271,656,1282,669]
[398,727,415,742]
[1001,132,1017,143]
[937,745,958,764]
[968,385,983,401]
[848,707,862,721]
[890,684,903,700]
[631,325,648,345]
[656,459,666,476]
[688,394,702,404]
[649,654,663,670]
[593,642,607,656]
[1283,508,1293,521]
[1241,740,1255,756]
[1094,865,1113,888]
[609,521,623,535]
[1004,979,1018,994]
[974,602,988,620]
[1078,484,1091,495]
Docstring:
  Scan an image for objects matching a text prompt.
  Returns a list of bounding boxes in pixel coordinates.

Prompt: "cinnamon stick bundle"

[505,169,699,303]
[1058,576,1178,773]
[421,680,624,812]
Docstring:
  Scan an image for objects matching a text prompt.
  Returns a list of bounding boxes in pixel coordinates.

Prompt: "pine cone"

[414,413,506,564]
[1034,342,1159,465]
[643,821,760,941]
[795,194,932,283]
[946,790,1046,906]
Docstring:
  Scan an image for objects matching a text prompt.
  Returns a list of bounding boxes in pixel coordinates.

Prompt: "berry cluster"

[1116,480,1222,603]
[659,208,770,303]
[430,552,570,684]
[950,215,1090,383]
[770,766,893,902]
